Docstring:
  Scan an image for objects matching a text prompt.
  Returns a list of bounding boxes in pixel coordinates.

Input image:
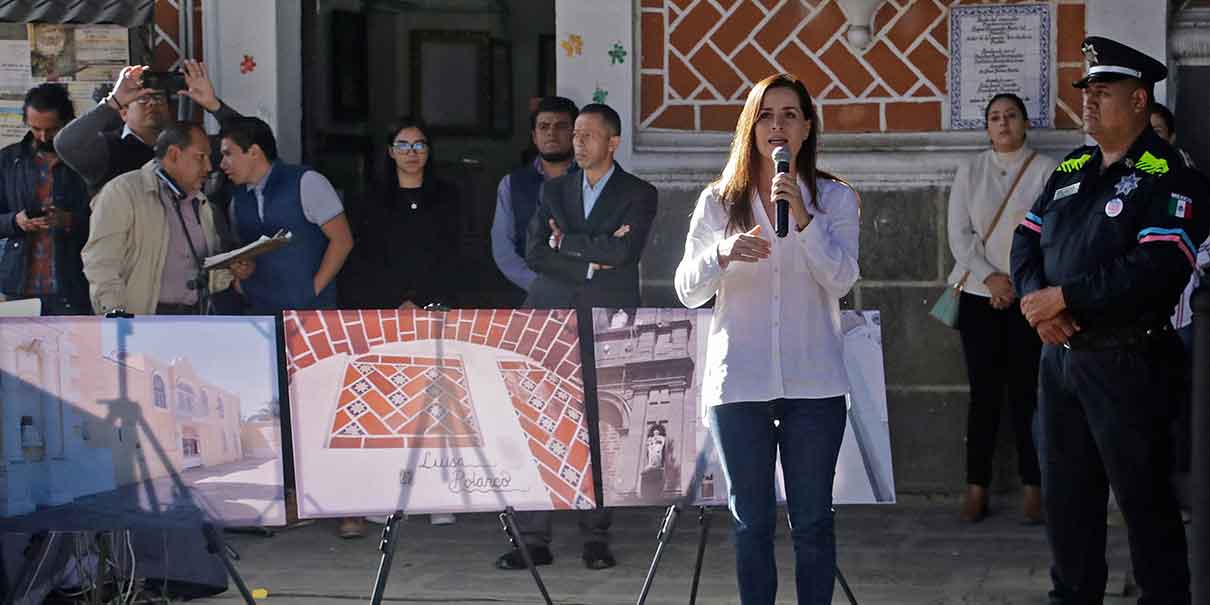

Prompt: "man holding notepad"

[218,117,353,315]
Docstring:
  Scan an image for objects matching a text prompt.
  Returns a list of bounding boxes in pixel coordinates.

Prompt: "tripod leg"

[635,505,680,605]
[369,511,405,605]
[201,524,256,605]
[835,565,858,605]
[688,507,711,605]
[499,507,553,605]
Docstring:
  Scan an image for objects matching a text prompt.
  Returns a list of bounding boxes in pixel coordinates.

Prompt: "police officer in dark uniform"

[1011,36,1207,605]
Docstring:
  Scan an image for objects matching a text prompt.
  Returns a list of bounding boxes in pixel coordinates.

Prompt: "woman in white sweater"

[674,73,859,605]
[947,93,1058,523]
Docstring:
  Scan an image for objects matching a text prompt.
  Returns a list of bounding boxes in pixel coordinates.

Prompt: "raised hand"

[180,59,220,112]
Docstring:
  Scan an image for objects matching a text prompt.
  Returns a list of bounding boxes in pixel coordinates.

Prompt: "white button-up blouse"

[674,177,861,411]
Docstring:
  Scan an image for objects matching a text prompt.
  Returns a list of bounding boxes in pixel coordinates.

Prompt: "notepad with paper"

[203,230,293,270]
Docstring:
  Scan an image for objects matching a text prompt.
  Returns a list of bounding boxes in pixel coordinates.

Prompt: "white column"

[1085,0,1170,103]
[555,2,635,167]
[203,1,303,163]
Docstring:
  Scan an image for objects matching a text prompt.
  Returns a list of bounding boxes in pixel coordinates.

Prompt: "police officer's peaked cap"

[1073,36,1167,88]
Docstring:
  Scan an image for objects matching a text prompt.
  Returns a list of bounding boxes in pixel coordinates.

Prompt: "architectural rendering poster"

[593,308,895,507]
[285,310,597,518]
[0,316,285,530]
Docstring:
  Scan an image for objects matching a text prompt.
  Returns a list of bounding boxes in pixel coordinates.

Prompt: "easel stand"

[635,505,858,605]
[499,506,553,605]
[201,523,256,605]
[369,510,406,605]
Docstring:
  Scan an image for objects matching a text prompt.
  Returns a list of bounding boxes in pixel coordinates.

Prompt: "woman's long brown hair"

[711,73,841,234]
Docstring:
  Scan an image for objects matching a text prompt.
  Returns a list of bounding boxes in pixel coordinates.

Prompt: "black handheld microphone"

[772,146,790,238]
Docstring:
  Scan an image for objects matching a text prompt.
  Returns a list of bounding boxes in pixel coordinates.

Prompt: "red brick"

[329,437,362,448]
[382,317,398,342]
[864,41,916,95]
[487,326,506,348]
[331,409,352,432]
[669,53,699,99]
[286,329,309,359]
[503,317,526,345]
[300,311,323,335]
[821,42,875,96]
[1057,4,1086,63]
[823,103,880,132]
[732,42,778,86]
[569,440,590,470]
[907,40,946,93]
[798,0,846,52]
[930,13,947,51]
[713,1,765,56]
[333,342,350,355]
[887,0,942,53]
[531,440,563,472]
[347,321,370,354]
[690,43,745,99]
[456,320,471,341]
[885,101,940,131]
[358,412,390,435]
[385,412,406,429]
[363,390,394,417]
[518,329,540,356]
[363,312,383,342]
[670,1,721,55]
[649,105,695,129]
[539,466,576,502]
[557,360,578,380]
[874,2,899,36]
[642,12,664,70]
[755,1,809,54]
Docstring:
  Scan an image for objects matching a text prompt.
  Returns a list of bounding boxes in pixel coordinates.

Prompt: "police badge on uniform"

[1114,173,1141,197]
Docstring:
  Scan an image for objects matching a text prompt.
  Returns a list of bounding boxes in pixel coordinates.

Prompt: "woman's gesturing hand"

[717,225,771,268]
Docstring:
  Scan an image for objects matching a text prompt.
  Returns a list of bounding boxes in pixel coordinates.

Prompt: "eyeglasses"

[392,141,428,153]
[133,94,169,106]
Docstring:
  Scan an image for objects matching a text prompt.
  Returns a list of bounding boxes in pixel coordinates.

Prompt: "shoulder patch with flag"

[1169,193,1193,219]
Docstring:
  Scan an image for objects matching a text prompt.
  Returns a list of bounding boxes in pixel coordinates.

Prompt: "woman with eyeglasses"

[341,117,462,314]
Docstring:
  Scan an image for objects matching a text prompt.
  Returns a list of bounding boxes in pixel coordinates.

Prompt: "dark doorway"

[301,0,557,309]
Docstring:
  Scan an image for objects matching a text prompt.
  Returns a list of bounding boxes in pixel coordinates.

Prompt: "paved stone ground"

[203,494,1155,604]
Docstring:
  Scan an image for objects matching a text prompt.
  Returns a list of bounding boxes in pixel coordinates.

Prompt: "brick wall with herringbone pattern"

[639,0,1085,133]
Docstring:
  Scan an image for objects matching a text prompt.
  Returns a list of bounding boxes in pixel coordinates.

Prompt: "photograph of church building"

[0,316,285,529]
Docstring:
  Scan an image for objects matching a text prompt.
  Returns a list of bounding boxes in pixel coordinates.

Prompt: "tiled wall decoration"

[328,355,482,449]
[639,0,1085,133]
[284,309,595,511]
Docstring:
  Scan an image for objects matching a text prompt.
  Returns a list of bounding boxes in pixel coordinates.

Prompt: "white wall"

[1085,0,1169,103]
[203,0,303,163]
[555,1,634,167]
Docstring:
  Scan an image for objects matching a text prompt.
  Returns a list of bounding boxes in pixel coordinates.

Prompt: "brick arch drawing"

[284,310,596,509]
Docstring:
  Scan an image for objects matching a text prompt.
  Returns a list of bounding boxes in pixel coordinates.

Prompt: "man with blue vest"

[491,96,579,306]
[217,117,353,314]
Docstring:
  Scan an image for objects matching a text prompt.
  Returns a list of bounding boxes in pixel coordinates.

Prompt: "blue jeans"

[708,396,847,605]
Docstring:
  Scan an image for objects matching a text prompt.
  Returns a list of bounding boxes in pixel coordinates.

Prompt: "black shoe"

[581,541,616,570]
[495,545,553,570]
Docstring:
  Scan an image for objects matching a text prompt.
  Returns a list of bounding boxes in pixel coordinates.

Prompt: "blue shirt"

[582,163,615,219]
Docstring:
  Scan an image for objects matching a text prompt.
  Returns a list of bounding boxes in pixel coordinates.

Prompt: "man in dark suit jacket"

[524,105,658,309]
[495,104,657,572]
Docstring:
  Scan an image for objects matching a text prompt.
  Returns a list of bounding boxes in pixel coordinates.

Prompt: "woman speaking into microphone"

[674,73,859,604]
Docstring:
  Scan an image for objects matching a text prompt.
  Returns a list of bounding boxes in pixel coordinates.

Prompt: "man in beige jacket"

[82,122,243,315]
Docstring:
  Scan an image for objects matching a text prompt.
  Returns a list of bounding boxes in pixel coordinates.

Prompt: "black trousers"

[1037,337,1190,604]
[957,292,1042,487]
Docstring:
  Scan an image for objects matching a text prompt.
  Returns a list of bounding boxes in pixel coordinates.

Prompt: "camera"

[25,205,46,219]
[141,70,186,93]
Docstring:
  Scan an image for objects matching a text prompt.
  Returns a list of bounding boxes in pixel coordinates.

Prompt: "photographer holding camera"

[54,60,240,193]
